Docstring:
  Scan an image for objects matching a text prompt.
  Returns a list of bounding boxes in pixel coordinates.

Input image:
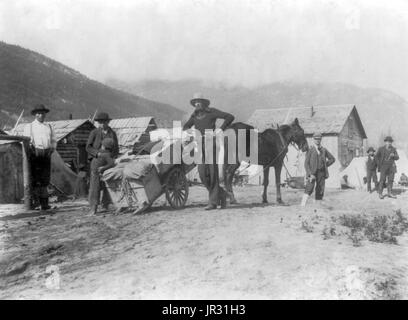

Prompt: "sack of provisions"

[123,159,155,181]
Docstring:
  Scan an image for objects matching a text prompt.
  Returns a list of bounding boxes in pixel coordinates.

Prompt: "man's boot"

[204,204,217,210]
[300,194,309,207]
[88,205,98,215]
[40,198,51,210]
[387,185,396,198]
[219,192,227,209]
[379,190,385,199]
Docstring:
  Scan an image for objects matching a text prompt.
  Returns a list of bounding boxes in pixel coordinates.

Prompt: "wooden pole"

[22,140,31,209]
[0,135,31,209]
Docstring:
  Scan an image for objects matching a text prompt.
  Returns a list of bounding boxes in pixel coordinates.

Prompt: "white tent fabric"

[339,157,366,190]
[339,149,408,190]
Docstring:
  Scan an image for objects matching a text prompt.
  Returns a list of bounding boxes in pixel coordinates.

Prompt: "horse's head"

[288,118,308,152]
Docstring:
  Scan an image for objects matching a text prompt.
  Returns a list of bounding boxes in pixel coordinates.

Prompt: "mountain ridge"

[0,41,184,129]
[106,78,408,148]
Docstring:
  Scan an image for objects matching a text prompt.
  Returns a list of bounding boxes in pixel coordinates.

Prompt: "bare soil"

[1,185,408,299]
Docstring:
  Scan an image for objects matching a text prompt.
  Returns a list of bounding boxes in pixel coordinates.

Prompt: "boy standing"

[366,147,378,193]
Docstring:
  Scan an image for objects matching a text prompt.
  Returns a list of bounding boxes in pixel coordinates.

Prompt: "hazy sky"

[1,0,408,99]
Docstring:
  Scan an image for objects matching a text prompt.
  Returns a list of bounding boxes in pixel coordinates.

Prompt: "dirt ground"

[1,185,408,300]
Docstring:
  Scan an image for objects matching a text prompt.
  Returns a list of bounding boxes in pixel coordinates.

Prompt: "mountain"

[0,42,184,129]
[107,79,408,148]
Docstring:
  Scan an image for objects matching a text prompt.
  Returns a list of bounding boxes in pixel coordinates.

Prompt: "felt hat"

[94,112,112,122]
[384,136,393,142]
[31,104,50,115]
[190,93,210,107]
[367,147,376,153]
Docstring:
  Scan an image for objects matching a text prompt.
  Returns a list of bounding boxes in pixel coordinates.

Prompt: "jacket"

[375,146,399,172]
[86,127,119,159]
[366,156,377,171]
[304,145,335,179]
[182,107,235,133]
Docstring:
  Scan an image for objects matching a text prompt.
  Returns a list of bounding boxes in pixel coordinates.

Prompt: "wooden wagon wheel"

[164,166,189,209]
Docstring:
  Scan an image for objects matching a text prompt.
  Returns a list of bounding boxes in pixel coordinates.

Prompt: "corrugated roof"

[12,119,94,141]
[109,117,157,148]
[248,104,366,137]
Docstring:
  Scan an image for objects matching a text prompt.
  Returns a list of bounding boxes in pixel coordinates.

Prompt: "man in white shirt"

[23,104,56,210]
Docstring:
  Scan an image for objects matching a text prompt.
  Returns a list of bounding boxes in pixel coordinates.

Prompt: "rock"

[5,261,30,276]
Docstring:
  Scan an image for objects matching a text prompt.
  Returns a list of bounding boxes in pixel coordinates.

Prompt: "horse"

[222,118,309,204]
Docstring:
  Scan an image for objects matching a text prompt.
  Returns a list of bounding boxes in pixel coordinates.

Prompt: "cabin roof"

[11,119,95,142]
[248,104,367,138]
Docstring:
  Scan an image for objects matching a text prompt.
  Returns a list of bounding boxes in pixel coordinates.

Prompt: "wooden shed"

[0,140,23,203]
[248,105,367,188]
[109,117,158,154]
[14,119,95,172]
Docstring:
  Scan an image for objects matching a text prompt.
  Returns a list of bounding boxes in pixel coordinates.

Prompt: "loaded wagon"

[102,139,195,214]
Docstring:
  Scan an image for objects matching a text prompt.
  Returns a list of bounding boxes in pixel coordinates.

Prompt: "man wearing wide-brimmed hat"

[183,93,235,210]
[365,147,378,193]
[23,104,56,210]
[86,112,119,213]
[301,132,335,206]
[375,136,399,199]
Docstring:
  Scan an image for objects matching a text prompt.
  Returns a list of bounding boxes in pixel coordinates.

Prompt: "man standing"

[24,104,56,210]
[301,132,335,206]
[375,136,399,199]
[183,93,234,210]
[86,112,119,212]
[366,147,378,193]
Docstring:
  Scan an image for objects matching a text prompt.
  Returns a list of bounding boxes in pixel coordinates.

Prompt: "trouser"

[88,158,111,208]
[304,169,326,200]
[378,165,395,195]
[30,148,51,207]
[198,137,226,206]
[366,169,378,192]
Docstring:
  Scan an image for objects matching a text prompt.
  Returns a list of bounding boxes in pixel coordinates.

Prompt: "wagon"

[102,142,195,213]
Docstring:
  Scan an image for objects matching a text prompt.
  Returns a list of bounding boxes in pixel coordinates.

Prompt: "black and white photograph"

[0,0,408,301]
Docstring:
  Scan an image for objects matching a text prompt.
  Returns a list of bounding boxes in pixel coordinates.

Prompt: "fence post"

[22,140,32,210]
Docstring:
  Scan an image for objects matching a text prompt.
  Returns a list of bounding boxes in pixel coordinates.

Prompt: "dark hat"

[367,147,375,153]
[384,136,394,142]
[31,104,50,115]
[313,132,323,139]
[102,138,114,151]
[94,112,112,122]
[190,92,210,107]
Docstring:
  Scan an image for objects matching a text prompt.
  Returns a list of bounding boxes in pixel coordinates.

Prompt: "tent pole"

[21,140,32,210]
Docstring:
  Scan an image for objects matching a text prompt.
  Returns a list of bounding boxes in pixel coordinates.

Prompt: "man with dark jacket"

[86,112,119,211]
[301,132,335,206]
[366,147,378,193]
[375,136,399,199]
[183,93,235,210]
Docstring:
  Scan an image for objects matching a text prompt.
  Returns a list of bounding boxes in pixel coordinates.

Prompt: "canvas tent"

[339,149,408,190]
[0,138,78,203]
